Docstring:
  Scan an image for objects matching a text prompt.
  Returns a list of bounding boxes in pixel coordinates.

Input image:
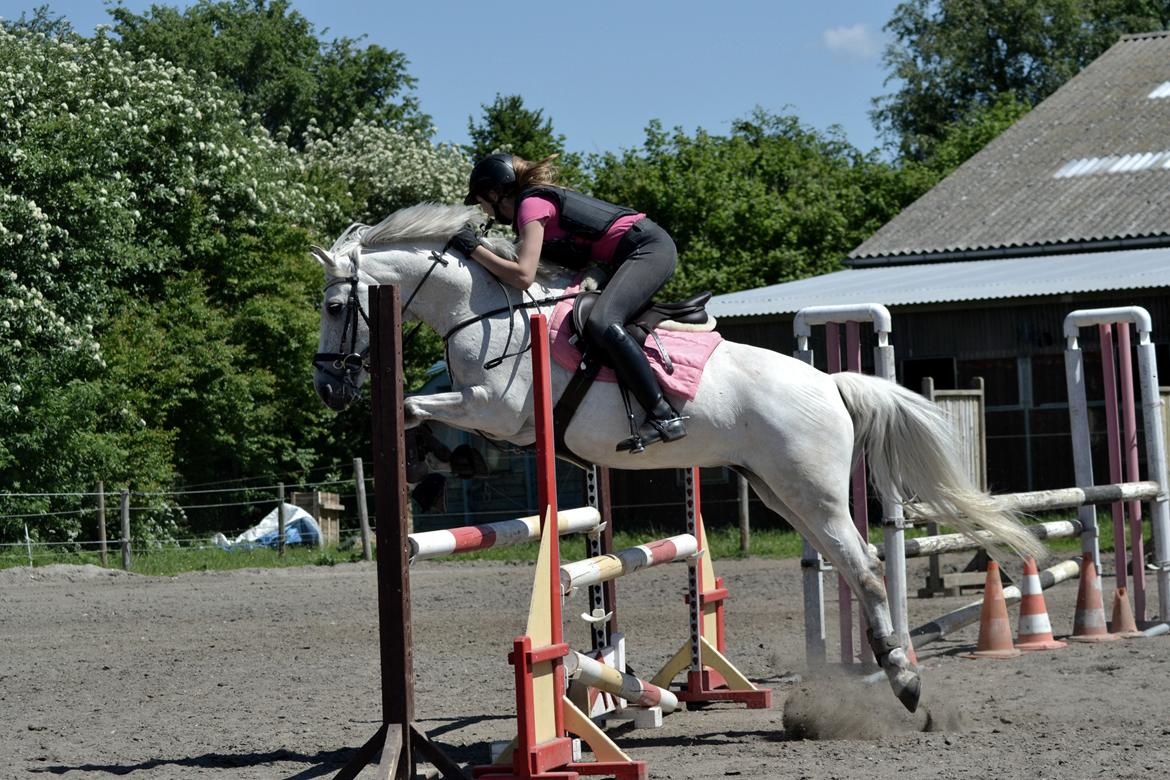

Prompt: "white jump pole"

[795,304,904,666]
[894,481,1160,558]
[911,559,1082,648]
[1064,307,1170,621]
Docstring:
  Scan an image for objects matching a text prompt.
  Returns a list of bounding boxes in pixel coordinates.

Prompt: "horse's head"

[310,202,563,413]
[312,241,370,411]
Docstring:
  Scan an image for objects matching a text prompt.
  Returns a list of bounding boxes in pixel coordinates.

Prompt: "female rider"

[450,153,686,453]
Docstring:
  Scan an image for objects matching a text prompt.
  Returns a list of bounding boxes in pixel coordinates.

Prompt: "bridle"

[312,254,372,391]
[312,237,454,383]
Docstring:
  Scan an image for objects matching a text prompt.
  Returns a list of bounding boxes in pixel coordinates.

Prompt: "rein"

[443,290,579,370]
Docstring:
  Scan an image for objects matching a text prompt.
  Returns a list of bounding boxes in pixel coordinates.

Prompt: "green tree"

[875,0,1170,159]
[467,93,584,186]
[589,111,911,298]
[0,9,528,544]
[109,0,431,145]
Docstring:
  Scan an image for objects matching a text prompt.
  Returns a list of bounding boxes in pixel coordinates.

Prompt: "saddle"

[554,290,715,459]
[569,289,714,353]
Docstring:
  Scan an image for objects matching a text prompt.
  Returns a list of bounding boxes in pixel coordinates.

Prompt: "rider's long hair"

[513,154,560,192]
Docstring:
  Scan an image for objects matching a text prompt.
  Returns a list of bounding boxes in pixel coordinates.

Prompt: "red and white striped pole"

[408,507,601,561]
[560,534,697,595]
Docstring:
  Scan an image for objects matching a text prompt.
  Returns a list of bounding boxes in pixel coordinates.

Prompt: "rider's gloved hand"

[448,222,481,257]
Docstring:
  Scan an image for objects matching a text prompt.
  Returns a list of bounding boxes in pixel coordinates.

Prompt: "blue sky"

[13,1,904,156]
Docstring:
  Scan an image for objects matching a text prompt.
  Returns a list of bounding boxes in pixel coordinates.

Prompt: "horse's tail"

[833,372,1047,563]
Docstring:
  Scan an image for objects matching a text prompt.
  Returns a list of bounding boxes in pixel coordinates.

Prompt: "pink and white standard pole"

[1065,307,1170,623]
[794,304,901,667]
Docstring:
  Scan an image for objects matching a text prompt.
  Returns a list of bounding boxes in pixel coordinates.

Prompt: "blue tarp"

[215,503,322,550]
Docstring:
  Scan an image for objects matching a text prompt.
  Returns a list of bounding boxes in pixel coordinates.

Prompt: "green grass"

[0,543,363,577]
[0,509,1128,576]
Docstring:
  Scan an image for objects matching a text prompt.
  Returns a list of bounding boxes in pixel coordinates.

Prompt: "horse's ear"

[309,245,334,269]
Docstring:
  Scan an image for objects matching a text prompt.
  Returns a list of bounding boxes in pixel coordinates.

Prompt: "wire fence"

[0,442,767,573]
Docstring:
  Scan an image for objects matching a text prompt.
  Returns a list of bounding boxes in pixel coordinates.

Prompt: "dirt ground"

[3,554,1169,780]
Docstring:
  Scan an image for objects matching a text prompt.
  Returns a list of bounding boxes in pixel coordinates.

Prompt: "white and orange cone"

[965,560,1021,659]
[1015,556,1066,651]
[1069,554,1120,643]
[1108,586,1145,638]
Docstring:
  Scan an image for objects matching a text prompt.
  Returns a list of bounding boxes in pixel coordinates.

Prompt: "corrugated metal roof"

[708,247,1170,318]
[850,32,1170,264]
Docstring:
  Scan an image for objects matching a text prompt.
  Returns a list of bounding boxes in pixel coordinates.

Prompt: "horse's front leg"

[404,386,527,440]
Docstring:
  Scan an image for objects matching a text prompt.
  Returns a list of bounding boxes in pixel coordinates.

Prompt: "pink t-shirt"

[516,194,645,265]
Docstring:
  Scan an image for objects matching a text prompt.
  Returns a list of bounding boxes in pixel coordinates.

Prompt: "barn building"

[709,31,1170,496]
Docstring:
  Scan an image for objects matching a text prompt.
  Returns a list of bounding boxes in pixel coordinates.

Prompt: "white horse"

[311,203,1045,713]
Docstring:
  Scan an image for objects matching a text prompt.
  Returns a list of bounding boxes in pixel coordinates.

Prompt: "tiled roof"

[849,31,1170,266]
[708,246,1170,317]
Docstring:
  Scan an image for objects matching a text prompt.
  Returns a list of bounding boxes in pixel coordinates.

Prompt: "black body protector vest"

[518,186,638,269]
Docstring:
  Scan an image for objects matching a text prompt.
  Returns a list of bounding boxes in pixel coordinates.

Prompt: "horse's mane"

[358,202,518,260]
[329,202,573,286]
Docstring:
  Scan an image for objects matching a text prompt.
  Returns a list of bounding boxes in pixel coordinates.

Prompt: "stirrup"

[616,414,688,453]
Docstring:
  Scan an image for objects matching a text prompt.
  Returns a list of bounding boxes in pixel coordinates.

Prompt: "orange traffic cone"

[1108,586,1145,638]
[1015,556,1066,651]
[965,560,1021,659]
[1069,554,1120,643]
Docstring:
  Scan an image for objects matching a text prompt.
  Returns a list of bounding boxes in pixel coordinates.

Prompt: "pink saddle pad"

[547,294,722,402]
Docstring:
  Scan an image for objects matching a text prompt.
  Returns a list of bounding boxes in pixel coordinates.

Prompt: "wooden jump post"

[332,285,468,780]
[648,467,772,708]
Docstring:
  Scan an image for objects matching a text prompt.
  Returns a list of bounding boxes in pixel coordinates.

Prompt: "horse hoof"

[892,671,921,713]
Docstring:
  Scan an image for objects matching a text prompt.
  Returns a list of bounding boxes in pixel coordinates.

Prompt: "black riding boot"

[598,324,687,452]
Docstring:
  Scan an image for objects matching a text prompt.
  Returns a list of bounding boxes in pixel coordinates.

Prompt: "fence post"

[97,480,108,568]
[354,457,372,561]
[120,489,131,571]
[24,524,33,567]
[737,474,750,554]
[277,483,286,557]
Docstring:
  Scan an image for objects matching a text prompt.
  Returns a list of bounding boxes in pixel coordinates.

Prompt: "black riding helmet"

[463,153,517,207]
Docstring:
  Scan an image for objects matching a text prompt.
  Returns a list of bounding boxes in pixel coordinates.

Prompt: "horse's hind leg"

[739,469,921,713]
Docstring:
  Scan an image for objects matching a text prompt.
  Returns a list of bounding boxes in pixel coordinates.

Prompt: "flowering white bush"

[303,119,470,226]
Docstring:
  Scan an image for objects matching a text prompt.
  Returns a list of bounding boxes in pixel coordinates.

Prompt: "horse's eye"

[327,302,344,316]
